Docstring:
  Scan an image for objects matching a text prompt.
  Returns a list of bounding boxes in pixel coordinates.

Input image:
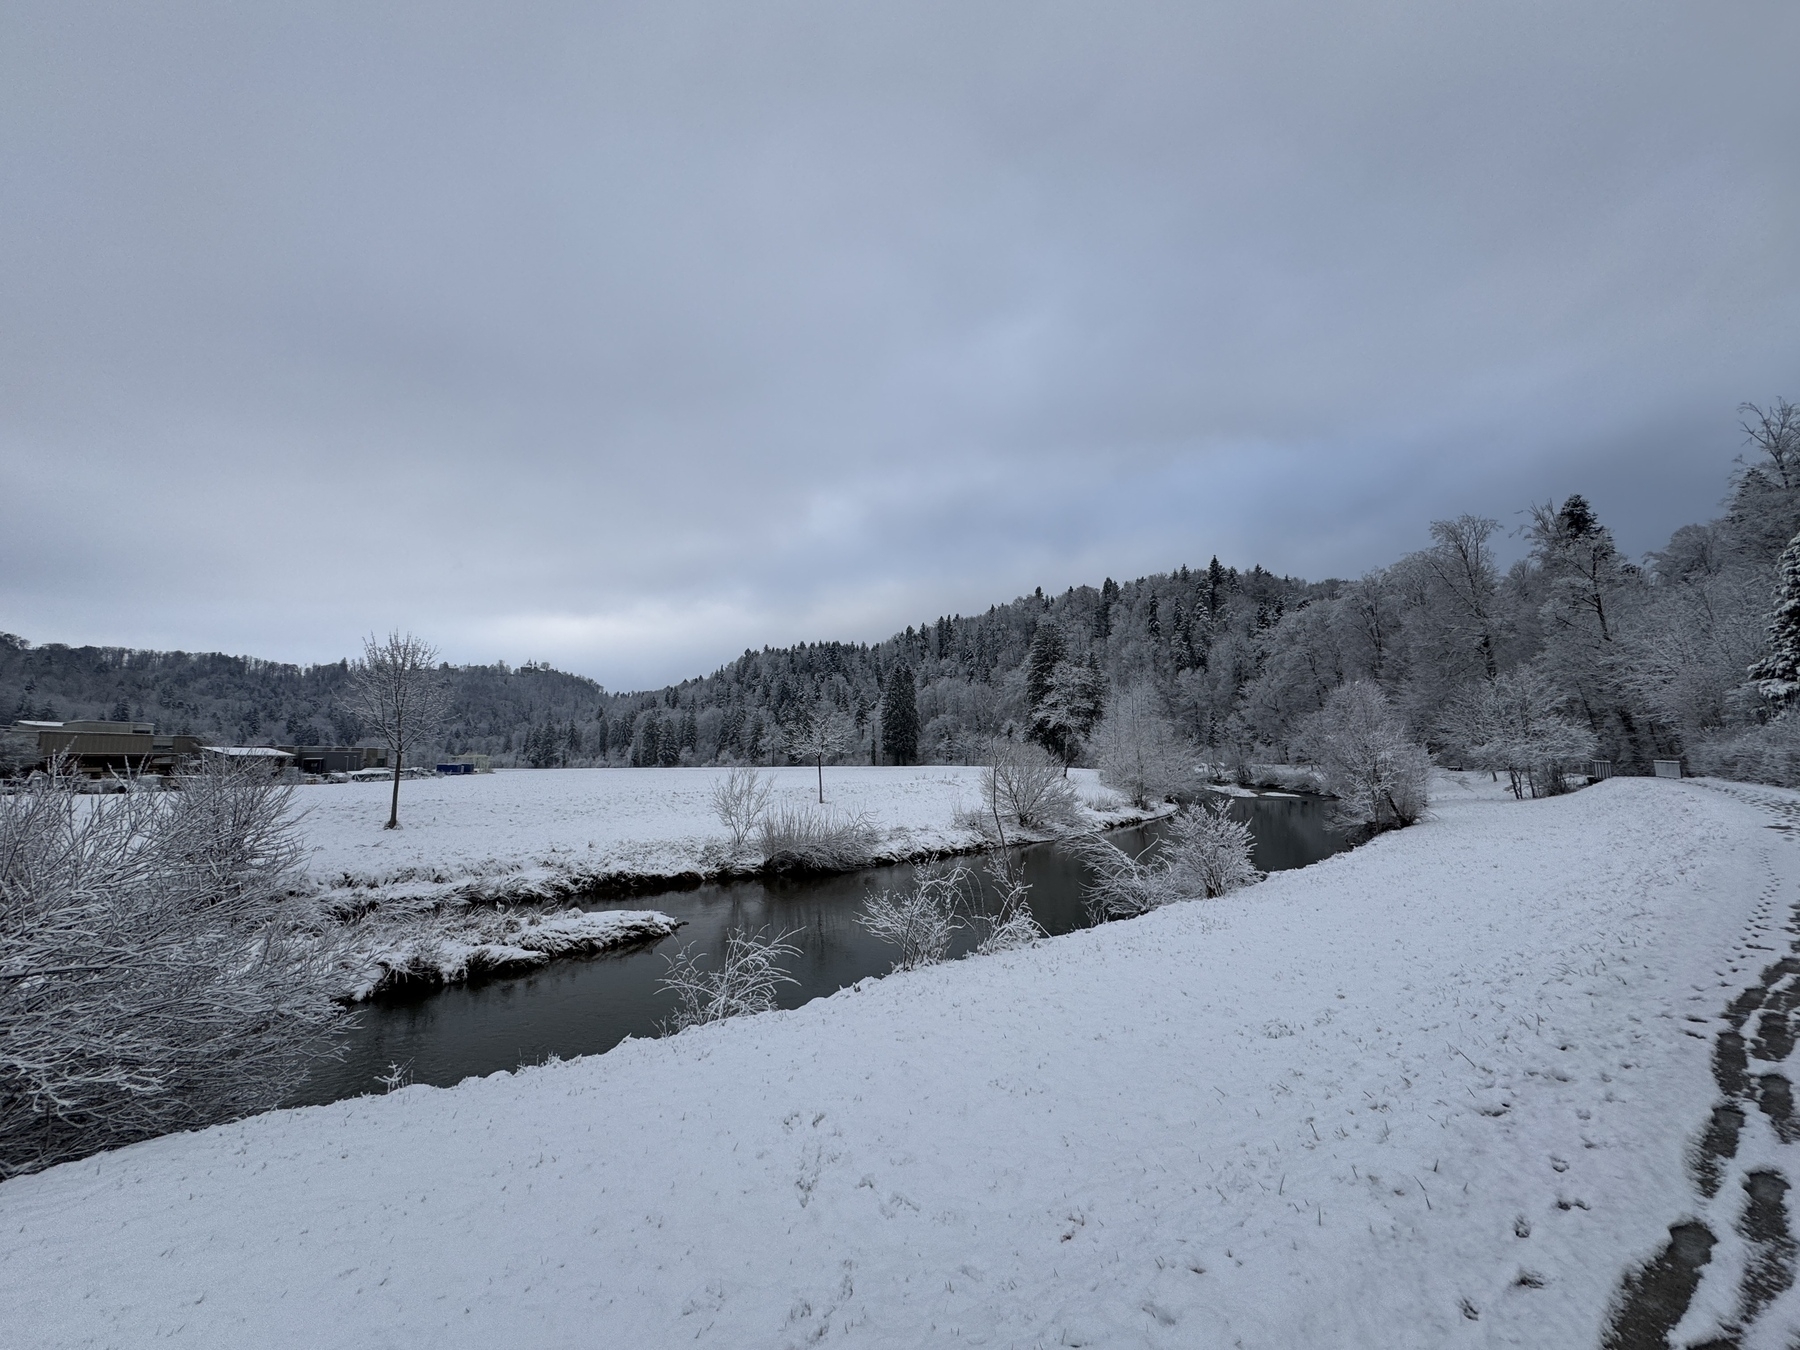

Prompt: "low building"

[1,720,204,778]
[275,744,388,774]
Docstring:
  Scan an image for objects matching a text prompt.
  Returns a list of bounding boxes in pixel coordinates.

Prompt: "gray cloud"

[3,1,1796,688]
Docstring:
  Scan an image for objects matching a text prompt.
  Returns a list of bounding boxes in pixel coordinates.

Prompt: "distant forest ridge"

[6,397,1798,781]
[0,558,1307,769]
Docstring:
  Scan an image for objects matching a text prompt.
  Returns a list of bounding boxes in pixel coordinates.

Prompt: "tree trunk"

[816,757,824,804]
[386,739,401,829]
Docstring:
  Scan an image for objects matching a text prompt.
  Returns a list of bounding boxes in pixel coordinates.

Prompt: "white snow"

[293,765,1148,907]
[339,908,684,1001]
[3,774,1792,1347]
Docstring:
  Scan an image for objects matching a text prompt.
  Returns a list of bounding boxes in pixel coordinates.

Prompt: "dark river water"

[292,791,1342,1106]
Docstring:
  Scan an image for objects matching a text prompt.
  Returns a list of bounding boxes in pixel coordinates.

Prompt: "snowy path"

[3,775,1795,1348]
[1595,778,1800,1347]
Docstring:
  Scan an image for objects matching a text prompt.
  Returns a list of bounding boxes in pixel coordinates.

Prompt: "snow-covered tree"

[1093,684,1192,808]
[1301,681,1431,833]
[880,666,920,765]
[1450,667,1598,799]
[785,703,857,803]
[1749,528,1800,705]
[982,739,1079,831]
[1033,661,1108,771]
[346,631,446,829]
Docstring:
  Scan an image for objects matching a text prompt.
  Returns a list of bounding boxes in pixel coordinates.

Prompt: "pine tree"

[881,666,920,766]
[1751,529,1800,704]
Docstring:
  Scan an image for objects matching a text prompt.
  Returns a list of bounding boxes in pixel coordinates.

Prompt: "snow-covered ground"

[6,774,1797,1347]
[295,765,1145,908]
[336,907,684,1001]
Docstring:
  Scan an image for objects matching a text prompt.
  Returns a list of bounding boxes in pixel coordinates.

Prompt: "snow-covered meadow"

[6,773,1795,1346]
[296,765,1141,907]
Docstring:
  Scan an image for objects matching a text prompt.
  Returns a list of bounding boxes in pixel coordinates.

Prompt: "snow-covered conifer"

[1749,528,1800,705]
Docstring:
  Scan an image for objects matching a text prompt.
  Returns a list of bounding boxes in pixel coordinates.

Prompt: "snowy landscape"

[8,774,1800,1346]
[7,4,1800,1347]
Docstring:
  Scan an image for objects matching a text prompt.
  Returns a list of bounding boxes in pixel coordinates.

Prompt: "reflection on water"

[293,793,1343,1106]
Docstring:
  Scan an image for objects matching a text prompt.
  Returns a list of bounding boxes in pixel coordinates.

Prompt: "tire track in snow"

[1603,782,1800,1348]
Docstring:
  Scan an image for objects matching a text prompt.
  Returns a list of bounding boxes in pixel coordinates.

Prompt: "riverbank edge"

[316,800,1181,1001]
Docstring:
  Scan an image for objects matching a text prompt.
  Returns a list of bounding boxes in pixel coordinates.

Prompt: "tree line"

[6,397,1799,784]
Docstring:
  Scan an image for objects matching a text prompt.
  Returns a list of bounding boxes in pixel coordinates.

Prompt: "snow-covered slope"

[4,775,1793,1347]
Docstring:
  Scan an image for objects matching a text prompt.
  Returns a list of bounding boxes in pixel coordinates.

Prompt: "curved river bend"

[293,792,1342,1106]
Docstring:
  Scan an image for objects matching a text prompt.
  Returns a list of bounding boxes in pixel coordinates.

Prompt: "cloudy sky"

[4,2,1797,690]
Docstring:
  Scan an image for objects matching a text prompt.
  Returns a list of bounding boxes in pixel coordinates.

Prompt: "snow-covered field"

[5,774,1797,1347]
[295,765,1142,908]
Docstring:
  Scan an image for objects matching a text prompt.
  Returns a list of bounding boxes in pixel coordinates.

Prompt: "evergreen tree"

[1751,529,1800,704]
[881,666,920,765]
[1024,623,1067,710]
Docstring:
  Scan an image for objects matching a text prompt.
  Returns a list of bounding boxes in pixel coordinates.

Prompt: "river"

[292,791,1343,1106]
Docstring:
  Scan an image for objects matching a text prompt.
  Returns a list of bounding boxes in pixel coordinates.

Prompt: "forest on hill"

[5,399,1798,784]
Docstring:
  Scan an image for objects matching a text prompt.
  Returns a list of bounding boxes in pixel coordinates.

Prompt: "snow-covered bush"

[710,766,774,852]
[1074,801,1262,923]
[859,854,1044,969]
[1161,801,1263,898]
[658,929,800,1032]
[756,803,881,871]
[859,866,965,970]
[981,740,1080,830]
[971,853,1044,955]
[0,757,346,1178]
[1690,718,1800,786]
[1093,684,1194,808]
[1303,681,1432,831]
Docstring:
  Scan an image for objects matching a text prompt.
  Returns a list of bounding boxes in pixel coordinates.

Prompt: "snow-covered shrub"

[658,929,800,1032]
[859,855,1044,968]
[710,766,774,852]
[756,804,881,871]
[1074,802,1262,923]
[1161,801,1262,898]
[0,757,346,1178]
[982,741,1080,830]
[1690,718,1800,787]
[1302,681,1433,831]
[860,865,965,970]
[1093,684,1194,808]
[971,853,1044,955]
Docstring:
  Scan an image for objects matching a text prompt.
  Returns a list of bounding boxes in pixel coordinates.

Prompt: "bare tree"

[983,739,1080,829]
[1092,684,1193,809]
[0,756,345,1177]
[785,704,857,803]
[346,632,446,830]
[1423,515,1502,680]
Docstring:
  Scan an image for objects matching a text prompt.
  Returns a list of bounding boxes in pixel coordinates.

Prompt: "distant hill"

[0,557,1306,768]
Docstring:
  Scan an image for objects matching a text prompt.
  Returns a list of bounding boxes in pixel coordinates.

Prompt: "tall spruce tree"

[1751,529,1800,704]
[881,666,920,765]
[1025,623,1066,710]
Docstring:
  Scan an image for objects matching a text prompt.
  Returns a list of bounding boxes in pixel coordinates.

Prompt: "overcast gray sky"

[4,2,1797,689]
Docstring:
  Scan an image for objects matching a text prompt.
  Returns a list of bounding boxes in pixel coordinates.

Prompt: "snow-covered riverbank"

[295,765,1153,909]
[6,773,1794,1347]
